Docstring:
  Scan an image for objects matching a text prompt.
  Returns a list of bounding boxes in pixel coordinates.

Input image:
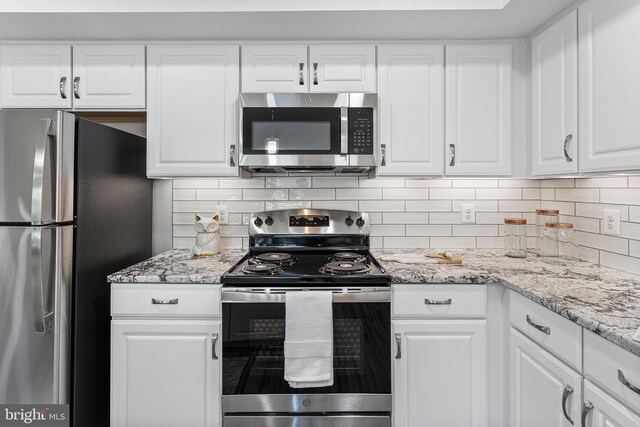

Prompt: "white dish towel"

[284,291,334,388]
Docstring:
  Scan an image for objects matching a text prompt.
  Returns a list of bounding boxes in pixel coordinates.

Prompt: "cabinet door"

[308,45,376,93]
[147,45,239,177]
[446,45,512,176]
[0,45,72,108]
[241,45,308,93]
[72,45,146,109]
[111,320,221,427]
[377,45,444,176]
[510,328,582,427]
[578,0,640,172]
[583,381,640,427]
[531,11,578,176]
[393,319,487,427]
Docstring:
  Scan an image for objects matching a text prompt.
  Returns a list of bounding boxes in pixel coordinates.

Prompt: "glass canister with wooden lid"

[540,222,578,264]
[504,218,527,258]
[536,209,559,256]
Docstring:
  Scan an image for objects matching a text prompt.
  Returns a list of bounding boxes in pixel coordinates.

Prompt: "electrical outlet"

[603,209,620,236]
[461,203,476,224]
[214,205,229,225]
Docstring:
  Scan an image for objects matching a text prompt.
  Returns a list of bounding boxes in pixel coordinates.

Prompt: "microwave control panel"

[348,108,374,155]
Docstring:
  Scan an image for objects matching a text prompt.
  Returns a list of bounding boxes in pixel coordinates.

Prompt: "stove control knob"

[265,216,274,226]
[345,216,354,226]
[356,217,365,227]
[254,217,263,227]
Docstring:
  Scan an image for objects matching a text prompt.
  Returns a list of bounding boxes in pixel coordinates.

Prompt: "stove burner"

[319,261,372,276]
[331,252,367,264]
[250,252,296,267]
[241,263,283,276]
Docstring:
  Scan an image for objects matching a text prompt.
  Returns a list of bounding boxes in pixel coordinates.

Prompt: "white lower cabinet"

[392,319,488,427]
[583,380,640,427]
[510,327,582,427]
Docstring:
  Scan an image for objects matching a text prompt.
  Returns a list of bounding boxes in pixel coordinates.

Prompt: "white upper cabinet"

[377,45,444,175]
[308,45,376,93]
[72,45,146,109]
[531,11,579,176]
[0,45,72,108]
[241,44,375,93]
[147,45,239,177]
[446,44,513,176]
[241,45,308,93]
[578,0,640,172]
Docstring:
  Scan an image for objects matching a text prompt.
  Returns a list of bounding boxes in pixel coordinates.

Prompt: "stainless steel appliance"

[239,93,377,173]
[221,209,391,427]
[0,110,152,427]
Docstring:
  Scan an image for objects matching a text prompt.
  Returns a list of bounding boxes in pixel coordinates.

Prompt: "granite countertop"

[108,248,640,357]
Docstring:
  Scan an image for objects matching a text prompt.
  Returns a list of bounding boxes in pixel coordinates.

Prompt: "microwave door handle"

[32,118,56,225]
[341,107,349,155]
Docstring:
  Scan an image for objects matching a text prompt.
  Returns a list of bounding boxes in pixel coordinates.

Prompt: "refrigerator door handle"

[32,227,54,333]
[31,118,56,225]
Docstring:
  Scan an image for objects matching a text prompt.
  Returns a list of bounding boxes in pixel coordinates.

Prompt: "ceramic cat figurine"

[192,214,221,256]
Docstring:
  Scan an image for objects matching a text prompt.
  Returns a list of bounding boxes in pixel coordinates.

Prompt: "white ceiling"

[0,0,577,41]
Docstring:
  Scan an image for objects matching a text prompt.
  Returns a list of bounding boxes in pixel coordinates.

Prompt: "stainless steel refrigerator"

[0,110,152,427]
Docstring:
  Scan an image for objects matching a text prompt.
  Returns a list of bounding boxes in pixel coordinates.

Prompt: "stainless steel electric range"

[220,209,391,427]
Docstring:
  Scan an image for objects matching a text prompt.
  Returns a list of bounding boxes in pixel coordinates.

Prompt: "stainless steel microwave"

[239,93,377,173]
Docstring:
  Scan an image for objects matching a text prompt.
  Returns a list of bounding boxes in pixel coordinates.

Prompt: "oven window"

[242,107,342,155]
[222,302,391,395]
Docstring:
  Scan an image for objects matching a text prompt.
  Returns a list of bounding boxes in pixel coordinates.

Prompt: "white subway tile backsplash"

[196,189,242,200]
[383,188,429,200]
[266,177,312,188]
[290,189,335,200]
[555,188,599,203]
[243,189,288,200]
[336,188,382,200]
[169,175,640,269]
[383,212,429,224]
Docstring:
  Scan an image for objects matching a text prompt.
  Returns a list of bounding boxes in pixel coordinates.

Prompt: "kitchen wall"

[170,175,640,275]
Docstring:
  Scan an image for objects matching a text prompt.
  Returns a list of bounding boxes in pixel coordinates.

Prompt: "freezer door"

[0,110,75,224]
[0,225,72,404]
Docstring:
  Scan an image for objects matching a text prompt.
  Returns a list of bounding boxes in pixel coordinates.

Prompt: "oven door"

[221,289,391,413]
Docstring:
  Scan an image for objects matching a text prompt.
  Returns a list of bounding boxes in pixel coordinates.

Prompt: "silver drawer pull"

[581,401,593,427]
[212,333,219,360]
[151,298,178,305]
[563,134,573,162]
[526,314,550,335]
[618,369,640,395]
[425,298,452,305]
[562,385,574,425]
[395,333,401,360]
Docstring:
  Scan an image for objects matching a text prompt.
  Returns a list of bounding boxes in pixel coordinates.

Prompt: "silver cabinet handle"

[564,134,573,162]
[299,62,305,86]
[381,144,386,166]
[562,385,574,425]
[73,76,80,99]
[395,333,401,359]
[32,118,55,225]
[425,298,452,305]
[212,333,219,360]
[59,77,67,99]
[618,369,640,395]
[581,401,593,427]
[449,144,456,167]
[151,298,178,304]
[32,228,54,333]
[313,62,318,85]
[229,144,236,167]
[526,314,551,335]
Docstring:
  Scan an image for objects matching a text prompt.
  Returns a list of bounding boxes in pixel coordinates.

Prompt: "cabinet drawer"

[509,291,582,370]
[392,285,487,318]
[585,331,640,412]
[111,284,221,318]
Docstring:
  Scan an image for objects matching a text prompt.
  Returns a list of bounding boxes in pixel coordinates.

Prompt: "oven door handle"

[222,289,390,303]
